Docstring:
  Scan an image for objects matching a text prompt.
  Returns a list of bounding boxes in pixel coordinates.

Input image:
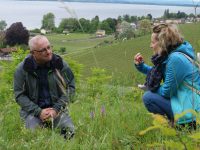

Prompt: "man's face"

[32,38,53,64]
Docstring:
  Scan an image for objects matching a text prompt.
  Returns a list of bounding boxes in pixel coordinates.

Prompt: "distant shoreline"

[3,1,198,29]
[15,0,198,8]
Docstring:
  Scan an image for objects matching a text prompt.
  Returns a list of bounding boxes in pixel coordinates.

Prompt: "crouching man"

[14,35,75,139]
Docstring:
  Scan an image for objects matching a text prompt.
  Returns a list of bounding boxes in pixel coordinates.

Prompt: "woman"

[134,23,200,128]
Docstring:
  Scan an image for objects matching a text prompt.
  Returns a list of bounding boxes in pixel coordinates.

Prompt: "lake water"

[0,0,199,29]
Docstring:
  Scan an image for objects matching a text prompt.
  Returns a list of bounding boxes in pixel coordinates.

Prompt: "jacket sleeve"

[52,61,75,112]
[134,62,152,75]
[63,63,75,98]
[14,64,42,116]
[156,55,187,98]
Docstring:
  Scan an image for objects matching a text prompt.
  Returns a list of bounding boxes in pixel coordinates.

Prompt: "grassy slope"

[46,33,114,53]
[66,23,200,80]
[179,23,200,51]
[1,23,200,149]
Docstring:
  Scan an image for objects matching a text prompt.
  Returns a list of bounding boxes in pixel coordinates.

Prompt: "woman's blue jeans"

[142,91,174,120]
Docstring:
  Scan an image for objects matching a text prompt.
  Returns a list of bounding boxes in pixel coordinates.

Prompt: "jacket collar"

[23,54,63,73]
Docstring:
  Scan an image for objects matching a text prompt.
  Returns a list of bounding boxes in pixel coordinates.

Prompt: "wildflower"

[101,105,106,116]
[90,111,95,119]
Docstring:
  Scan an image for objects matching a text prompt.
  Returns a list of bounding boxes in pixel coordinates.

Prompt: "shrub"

[59,47,67,54]
[5,22,29,46]
[87,67,111,97]
[0,31,5,48]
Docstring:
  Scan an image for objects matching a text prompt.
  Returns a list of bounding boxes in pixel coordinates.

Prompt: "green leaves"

[165,140,185,150]
[41,12,55,30]
[87,67,111,97]
[139,114,176,137]
[138,113,200,149]
[189,132,200,141]
[174,109,200,125]
[0,48,28,103]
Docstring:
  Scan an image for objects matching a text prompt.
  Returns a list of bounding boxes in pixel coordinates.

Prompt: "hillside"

[0,22,200,149]
[66,22,200,83]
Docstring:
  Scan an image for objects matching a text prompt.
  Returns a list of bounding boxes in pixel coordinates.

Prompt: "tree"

[147,14,153,20]
[90,16,99,33]
[138,16,146,21]
[130,16,138,23]
[41,12,55,30]
[117,21,135,40]
[79,18,91,32]
[59,18,71,32]
[189,13,195,18]
[163,9,170,19]
[0,20,7,31]
[105,18,117,32]
[117,16,122,23]
[0,31,5,48]
[5,22,29,46]
[58,18,79,32]
[177,11,187,19]
[99,20,112,34]
[123,14,131,22]
[98,18,117,34]
[139,19,151,35]
[192,0,200,18]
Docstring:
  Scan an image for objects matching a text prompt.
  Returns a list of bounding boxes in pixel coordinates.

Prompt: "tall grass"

[66,22,200,84]
[0,23,200,149]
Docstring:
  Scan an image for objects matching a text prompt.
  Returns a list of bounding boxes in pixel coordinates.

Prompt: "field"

[46,33,114,53]
[64,23,200,81]
[0,23,200,149]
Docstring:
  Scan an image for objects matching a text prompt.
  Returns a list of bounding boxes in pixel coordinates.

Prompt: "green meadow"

[65,23,200,80]
[0,23,200,149]
[46,33,114,53]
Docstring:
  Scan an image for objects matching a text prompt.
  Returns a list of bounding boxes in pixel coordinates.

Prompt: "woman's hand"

[134,53,144,65]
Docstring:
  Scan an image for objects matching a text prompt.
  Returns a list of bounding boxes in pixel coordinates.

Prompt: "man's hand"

[39,108,58,122]
[39,108,51,122]
[47,108,58,119]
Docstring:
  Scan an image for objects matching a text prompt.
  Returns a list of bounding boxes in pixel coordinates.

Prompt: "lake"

[0,0,199,29]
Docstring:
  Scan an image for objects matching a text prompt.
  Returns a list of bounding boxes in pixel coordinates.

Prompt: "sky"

[58,0,200,5]
[0,0,199,29]
[4,0,200,4]
[84,0,200,5]
[2,0,199,6]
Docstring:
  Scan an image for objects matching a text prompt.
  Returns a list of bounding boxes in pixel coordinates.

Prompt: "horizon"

[13,0,200,7]
[0,0,199,29]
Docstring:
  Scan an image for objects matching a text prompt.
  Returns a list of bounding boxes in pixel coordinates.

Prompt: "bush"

[87,67,111,97]
[118,28,135,40]
[5,22,29,46]
[59,47,67,54]
[0,31,5,48]
[30,28,40,33]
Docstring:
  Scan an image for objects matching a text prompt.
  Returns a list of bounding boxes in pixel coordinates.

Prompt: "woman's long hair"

[152,23,183,56]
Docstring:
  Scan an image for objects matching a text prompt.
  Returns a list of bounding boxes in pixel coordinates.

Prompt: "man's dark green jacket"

[14,54,75,117]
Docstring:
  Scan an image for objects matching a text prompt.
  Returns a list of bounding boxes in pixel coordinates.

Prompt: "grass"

[179,23,200,51]
[0,83,168,149]
[63,22,200,83]
[46,33,114,53]
[0,23,200,149]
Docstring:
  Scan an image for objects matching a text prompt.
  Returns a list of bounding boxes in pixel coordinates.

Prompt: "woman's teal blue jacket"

[136,41,200,124]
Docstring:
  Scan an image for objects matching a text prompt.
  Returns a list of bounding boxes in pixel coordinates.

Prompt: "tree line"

[35,10,199,35]
[0,10,199,34]
[38,12,153,34]
[0,9,199,48]
[163,9,200,19]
